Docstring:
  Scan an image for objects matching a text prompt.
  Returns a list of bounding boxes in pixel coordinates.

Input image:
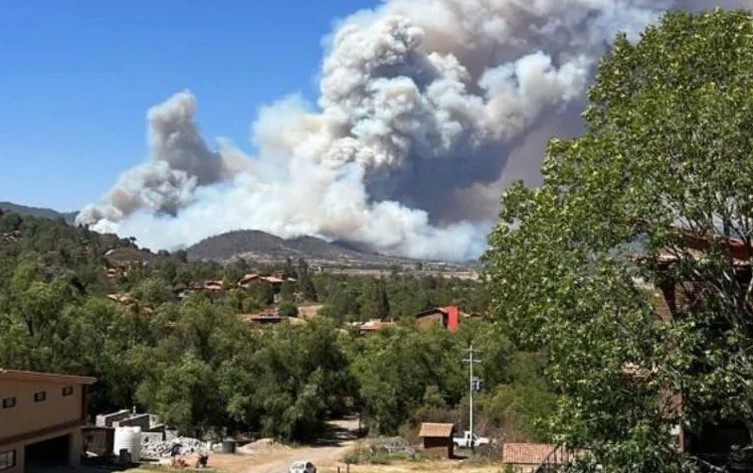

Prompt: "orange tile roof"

[238,273,260,286]
[502,443,558,465]
[418,423,455,438]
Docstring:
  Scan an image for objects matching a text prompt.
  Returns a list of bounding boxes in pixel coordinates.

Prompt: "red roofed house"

[414,306,460,331]
[237,273,261,289]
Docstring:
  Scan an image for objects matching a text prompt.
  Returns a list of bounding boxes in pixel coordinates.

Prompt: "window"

[0,450,15,471]
[1,397,15,409]
[62,386,74,397]
[33,391,46,403]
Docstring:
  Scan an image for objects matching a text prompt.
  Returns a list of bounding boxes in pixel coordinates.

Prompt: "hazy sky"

[0,0,375,211]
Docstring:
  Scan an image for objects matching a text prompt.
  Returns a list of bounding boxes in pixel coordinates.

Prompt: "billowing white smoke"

[77,0,752,261]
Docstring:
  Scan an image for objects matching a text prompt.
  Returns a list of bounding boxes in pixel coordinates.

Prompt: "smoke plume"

[77,0,753,261]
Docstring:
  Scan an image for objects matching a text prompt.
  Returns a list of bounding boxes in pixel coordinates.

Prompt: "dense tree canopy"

[485,9,753,472]
[0,210,551,444]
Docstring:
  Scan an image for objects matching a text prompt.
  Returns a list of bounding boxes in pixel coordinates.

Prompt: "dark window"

[1,397,15,409]
[33,391,46,403]
[0,450,15,471]
[62,386,74,397]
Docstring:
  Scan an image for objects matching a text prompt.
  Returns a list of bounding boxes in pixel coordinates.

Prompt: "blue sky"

[0,0,376,211]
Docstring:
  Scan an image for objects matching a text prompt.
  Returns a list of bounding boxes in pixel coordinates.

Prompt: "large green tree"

[485,9,753,472]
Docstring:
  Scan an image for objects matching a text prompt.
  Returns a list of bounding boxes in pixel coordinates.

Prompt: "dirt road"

[242,420,359,473]
[242,443,352,473]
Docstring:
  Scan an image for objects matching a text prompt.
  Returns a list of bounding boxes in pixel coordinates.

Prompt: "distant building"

[0,368,96,473]
[414,306,461,331]
[418,422,455,459]
[240,309,288,326]
[238,273,295,289]
[357,319,396,335]
[238,273,262,289]
[179,280,225,299]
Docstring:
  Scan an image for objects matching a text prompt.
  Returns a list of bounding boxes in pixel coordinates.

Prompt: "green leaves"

[485,9,753,472]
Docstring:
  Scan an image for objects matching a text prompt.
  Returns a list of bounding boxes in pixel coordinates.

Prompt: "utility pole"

[463,343,481,450]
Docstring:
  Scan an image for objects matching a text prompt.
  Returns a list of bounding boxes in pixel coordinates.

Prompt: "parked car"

[452,430,491,448]
[289,460,317,473]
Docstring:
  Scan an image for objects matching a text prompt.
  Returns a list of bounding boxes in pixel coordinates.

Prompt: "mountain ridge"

[0,201,78,224]
[185,229,424,267]
[0,201,476,267]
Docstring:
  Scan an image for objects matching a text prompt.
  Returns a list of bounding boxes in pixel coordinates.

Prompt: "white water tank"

[114,426,142,462]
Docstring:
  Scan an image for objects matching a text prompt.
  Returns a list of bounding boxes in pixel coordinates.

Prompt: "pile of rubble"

[141,437,212,459]
[237,437,289,455]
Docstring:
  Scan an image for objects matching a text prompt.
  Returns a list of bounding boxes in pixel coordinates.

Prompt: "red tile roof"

[418,423,455,438]
[502,443,587,466]
[238,273,260,286]
[502,443,558,465]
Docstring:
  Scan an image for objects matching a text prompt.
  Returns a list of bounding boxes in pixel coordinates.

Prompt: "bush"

[278,300,299,317]
[342,444,390,465]
[342,439,420,465]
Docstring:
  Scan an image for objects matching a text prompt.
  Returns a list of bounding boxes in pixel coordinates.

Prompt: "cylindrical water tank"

[113,426,142,462]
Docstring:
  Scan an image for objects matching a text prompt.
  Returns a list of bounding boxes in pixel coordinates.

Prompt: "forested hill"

[0,208,136,296]
[0,201,77,224]
[186,229,418,266]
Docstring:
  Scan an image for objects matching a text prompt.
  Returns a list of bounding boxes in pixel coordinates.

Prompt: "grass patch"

[341,442,423,465]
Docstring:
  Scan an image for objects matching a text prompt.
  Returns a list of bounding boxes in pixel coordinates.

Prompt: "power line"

[463,343,481,450]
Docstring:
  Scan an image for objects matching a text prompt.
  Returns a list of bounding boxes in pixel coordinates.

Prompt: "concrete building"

[0,368,96,473]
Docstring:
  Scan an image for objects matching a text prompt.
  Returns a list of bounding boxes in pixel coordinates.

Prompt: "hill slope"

[186,229,415,266]
[0,202,77,224]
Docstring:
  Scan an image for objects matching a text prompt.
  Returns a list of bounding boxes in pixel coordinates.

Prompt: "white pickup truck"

[452,431,490,449]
